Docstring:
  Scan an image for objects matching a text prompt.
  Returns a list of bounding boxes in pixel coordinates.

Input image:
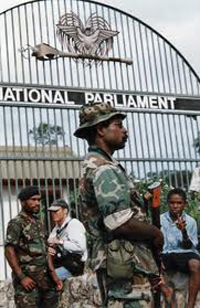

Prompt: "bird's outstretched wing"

[56,11,119,57]
[85,13,110,31]
[87,29,118,55]
[85,13,119,55]
[56,12,85,53]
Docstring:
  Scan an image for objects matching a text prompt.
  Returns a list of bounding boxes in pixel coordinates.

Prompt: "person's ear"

[96,125,104,137]
[64,208,68,215]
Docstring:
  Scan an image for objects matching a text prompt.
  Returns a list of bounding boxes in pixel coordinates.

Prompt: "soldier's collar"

[88,146,113,162]
[88,146,126,171]
[20,210,40,222]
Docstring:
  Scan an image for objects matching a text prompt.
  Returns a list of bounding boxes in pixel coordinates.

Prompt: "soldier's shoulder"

[83,152,111,169]
[7,213,24,228]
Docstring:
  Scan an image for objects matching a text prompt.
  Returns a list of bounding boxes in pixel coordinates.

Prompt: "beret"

[18,186,40,201]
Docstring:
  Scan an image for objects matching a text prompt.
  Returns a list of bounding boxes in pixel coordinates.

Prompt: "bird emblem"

[56,11,119,58]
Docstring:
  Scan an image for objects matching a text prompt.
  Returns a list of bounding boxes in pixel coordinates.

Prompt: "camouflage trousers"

[12,266,59,308]
[96,269,153,308]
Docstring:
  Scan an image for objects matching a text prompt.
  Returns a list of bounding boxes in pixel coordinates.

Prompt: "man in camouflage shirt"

[5,186,62,308]
[74,102,165,308]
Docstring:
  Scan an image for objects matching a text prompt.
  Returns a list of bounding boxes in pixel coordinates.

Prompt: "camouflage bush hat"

[74,102,126,139]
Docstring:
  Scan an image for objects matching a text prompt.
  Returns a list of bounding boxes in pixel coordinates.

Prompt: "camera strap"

[56,218,72,238]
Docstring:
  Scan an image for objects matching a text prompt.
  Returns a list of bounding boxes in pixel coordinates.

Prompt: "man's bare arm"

[5,246,24,278]
[47,247,63,291]
[5,246,36,291]
[112,216,164,250]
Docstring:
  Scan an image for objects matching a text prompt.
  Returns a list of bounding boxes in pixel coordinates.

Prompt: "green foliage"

[69,188,79,217]
[187,192,200,239]
[134,178,170,214]
[135,178,200,238]
[70,176,200,239]
[193,132,200,154]
[29,122,65,146]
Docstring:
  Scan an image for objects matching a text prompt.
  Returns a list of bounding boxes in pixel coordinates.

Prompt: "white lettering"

[85,93,94,104]
[41,89,52,103]
[12,88,23,101]
[114,95,125,107]
[24,88,28,102]
[53,91,64,104]
[103,94,114,105]
[113,94,118,107]
[28,89,40,102]
[94,93,103,103]
[136,96,149,108]
[149,96,158,109]
[127,95,137,108]
[158,97,168,109]
[168,97,176,109]
[3,88,15,101]
[0,87,180,110]
[122,95,127,107]
[64,91,75,105]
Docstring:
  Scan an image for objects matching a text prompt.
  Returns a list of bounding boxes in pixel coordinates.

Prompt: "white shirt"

[161,212,199,255]
[48,215,88,262]
[190,167,200,191]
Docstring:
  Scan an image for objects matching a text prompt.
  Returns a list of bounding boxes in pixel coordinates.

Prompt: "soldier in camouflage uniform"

[74,102,166,308]
[5,186,62,308]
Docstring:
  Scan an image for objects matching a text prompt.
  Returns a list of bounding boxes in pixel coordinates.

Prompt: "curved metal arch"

[0,0,199,94]
[86,0,200,83]
[1,0,199,83]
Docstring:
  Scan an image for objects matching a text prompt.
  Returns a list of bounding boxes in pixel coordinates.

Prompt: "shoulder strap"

[56,219,72,237]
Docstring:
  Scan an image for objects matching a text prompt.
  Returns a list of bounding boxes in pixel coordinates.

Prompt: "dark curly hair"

[167,188,187,203]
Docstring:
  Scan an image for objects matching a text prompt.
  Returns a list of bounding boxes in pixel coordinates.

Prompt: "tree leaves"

[29,122,65,146]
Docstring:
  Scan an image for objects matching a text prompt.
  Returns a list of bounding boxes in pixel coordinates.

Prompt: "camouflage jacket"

[5,211,48,272]
[78,146,158,276]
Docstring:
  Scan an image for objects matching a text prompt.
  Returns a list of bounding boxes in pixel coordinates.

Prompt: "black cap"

[18,186,40,201]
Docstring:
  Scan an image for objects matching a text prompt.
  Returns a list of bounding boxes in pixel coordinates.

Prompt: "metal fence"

[0,0,199,94]
[0,0,200,279]
[1,102,200,278]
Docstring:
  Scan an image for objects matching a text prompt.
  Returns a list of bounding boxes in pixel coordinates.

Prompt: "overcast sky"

[1,0,200,76]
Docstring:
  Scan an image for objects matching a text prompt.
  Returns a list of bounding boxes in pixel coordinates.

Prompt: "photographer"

[47,199,87,281]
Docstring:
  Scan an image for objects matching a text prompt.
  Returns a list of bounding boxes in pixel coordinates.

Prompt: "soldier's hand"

[55,279,63,291]
[149,274,162,292]
[143,192,152,201]
[50,271,63,291]
[21,276,36,291]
